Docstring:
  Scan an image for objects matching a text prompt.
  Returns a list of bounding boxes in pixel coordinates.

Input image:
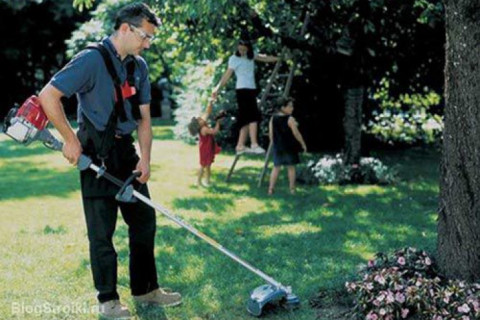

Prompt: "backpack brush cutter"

[2,96,300,317]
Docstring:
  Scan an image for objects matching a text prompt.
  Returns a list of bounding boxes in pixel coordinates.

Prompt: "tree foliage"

[66,0,444,150]
[0,0,89,118]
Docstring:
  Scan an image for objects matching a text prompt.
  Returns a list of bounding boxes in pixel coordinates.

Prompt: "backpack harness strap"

[87,43,128,122]
[79,43,140,167]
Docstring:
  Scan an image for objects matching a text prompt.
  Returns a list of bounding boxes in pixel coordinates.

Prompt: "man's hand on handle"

[135,158,151,184]
[63,136,83,166]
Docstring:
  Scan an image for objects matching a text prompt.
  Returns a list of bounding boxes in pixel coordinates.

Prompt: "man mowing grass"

[38,2,181,319]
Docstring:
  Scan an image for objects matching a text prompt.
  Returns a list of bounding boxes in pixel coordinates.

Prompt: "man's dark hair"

[114,2,160,30]
[276,97,295,110]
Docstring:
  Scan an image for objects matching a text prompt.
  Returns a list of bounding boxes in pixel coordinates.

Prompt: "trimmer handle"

[115,171,142,203]
[47,135,92,171]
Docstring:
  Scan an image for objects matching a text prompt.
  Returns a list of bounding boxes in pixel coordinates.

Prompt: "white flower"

[377,293,385,302]
[425,257,432,266]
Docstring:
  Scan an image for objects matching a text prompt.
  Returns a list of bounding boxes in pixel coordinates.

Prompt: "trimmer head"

[247,284,300,317]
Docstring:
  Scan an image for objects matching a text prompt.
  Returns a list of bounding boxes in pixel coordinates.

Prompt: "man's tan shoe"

[133,288,182,307]
[98,300,132,319]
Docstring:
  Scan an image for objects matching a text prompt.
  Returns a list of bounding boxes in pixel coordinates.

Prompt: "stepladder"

[225,13,310,185]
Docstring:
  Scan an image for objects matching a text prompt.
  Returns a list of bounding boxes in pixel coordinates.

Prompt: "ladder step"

[267,93,283,98]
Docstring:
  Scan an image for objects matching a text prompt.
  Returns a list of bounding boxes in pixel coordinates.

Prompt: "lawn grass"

[0,122,439,319]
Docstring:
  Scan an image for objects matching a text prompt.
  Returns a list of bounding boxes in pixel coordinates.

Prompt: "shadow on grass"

[172,195,235,215]
[111,185,437,318]
[97,148,439,319]
[0,139,54,158]
[151,120,176,141]
[132,303,168,320]
[0,160,79,201]
[151,118,176,126]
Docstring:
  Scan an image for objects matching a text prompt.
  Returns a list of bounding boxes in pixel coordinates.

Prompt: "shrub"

[346,247,480,320]
[367,79,443,146]
[296,154,396,185]
[173,60,226,144]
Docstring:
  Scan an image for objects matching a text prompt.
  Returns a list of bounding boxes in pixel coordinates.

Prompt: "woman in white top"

[212,39,278,154]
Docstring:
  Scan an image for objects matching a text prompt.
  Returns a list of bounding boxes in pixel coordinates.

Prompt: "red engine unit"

[16,95,49,130]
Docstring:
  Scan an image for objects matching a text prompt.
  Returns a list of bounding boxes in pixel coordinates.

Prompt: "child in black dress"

[268,97,307,195]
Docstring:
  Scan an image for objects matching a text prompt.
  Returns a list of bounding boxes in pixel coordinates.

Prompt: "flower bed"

[346,248,480,319]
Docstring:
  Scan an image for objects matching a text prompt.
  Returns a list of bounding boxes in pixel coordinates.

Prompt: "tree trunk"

[343,87,364,165]
[437,0,480,281]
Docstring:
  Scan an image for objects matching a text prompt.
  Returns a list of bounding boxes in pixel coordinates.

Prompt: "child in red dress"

[188,99,223,187]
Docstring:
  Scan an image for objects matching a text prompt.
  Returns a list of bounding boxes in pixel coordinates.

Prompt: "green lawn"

[0,122,439,320]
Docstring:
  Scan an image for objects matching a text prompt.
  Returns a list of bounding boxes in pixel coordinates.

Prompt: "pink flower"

[374,274,386,285]
[395,292,406,303]
[415,277,423,286]
[425,257,432,265]
[461,316,470,320]
[366,282,374,290]
[379,308,386,315]
[368,260,375,267]
[401,308,409,318]
[366,311,378,320]
[386,291,395,304]
[471,299,480,312]
[397,256,406,265]
[394,283,404,291]
[458,304,471,313]
[432,315,443,320]
[345,282,356,291]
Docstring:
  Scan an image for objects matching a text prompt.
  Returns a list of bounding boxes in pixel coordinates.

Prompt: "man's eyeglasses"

[129,24,155,42]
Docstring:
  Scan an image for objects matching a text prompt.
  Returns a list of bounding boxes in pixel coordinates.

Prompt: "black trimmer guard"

[247,284,300,317]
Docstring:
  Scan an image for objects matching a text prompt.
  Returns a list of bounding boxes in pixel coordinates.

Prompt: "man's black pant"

[82,184,159,303]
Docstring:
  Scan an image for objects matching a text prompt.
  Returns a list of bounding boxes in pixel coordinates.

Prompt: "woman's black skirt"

[235,88,261,128]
